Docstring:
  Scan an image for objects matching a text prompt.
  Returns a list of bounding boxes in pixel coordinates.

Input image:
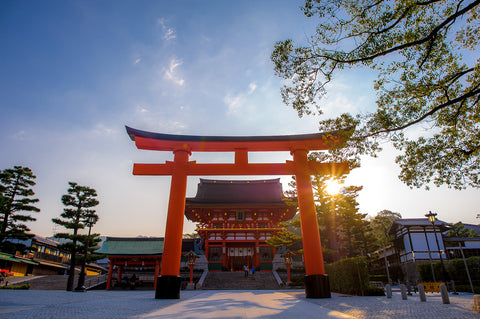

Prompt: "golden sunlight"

[325,178,343,195]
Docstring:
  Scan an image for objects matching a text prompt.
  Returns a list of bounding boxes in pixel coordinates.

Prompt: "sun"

[325,178,343,195]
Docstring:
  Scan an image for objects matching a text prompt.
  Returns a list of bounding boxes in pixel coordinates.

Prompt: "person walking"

[250,266,256,279]
[243,264,249,277]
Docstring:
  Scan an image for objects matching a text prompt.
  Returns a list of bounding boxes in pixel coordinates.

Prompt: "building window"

[236,210,245,222]
[213,223,223,229]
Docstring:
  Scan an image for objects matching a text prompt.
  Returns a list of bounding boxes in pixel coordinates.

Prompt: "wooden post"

[106,262,114,290]
[189,265,194,284]
[117,265,122,282]
[287,263,291,283]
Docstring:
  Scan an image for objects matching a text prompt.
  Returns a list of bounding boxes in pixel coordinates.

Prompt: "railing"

[85,274,108,289]
[33,252,64,263]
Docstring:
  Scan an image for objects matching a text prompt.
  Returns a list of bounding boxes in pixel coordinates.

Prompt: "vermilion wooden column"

[154,259,160,290]
[106,261,114,290]
[156,149,190,299]
[292,149,330,298]
[117,265,122,282]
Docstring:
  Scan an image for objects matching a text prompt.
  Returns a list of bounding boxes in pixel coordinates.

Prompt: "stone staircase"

[201,271,280,290]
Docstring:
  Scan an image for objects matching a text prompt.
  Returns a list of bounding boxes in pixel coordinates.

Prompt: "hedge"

[417,256,480,286]
[0,284,30,289]
[325,257,370,296]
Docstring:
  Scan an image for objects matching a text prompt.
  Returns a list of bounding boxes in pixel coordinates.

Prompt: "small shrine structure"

[96,237,163,290]
[185,178,296,271]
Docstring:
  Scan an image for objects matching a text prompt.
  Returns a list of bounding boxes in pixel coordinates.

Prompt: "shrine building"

[185,178,296,271]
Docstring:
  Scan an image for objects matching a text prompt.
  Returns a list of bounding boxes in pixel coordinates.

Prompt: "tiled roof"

[394,218,450,227]
[186,178,288,205]
[389,218,450,234]
[95,237,164,255]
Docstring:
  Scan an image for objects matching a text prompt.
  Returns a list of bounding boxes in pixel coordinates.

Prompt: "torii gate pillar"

[126,126,350,299]
[292,149,329,296]
[155,149,190,299]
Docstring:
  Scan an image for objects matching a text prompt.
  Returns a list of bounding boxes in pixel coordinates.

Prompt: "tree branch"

[313,0,480,65]
[363,87,480,137]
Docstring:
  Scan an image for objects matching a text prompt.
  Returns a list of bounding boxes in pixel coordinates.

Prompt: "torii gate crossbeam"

[126,126,350,299]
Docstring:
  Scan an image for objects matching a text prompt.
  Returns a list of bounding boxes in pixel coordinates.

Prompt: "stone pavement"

[0,289,478,319]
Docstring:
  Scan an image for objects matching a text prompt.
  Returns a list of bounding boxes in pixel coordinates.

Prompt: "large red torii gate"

[126,126,350,299]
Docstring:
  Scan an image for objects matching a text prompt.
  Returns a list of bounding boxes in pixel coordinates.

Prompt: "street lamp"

[75,214,96,292]
[425,211,448,283]
[184,251,198,284]
[282,250,294,284]
[423,225,437,282]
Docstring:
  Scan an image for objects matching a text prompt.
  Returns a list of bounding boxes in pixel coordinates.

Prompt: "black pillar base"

[155,276,182,299]
[305,274,331,298]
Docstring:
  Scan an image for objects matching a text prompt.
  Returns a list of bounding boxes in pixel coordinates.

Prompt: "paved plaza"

[0,289,479,319]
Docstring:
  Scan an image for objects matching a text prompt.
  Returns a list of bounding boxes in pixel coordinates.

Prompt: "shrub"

[0,284,30,289]
[325,257,369,296]
[288,277,304,286]
[365,286,385,296]
[454,285,480,294]
[369,275,387,283]
[418,256,480,285]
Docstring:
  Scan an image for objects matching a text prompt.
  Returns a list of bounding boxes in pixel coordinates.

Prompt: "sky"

[1,0,479,239]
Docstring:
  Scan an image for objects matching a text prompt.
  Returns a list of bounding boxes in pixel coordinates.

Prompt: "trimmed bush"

[455,285,480,294]
[0,283,30,289]
[418,256,480,285]
[325,257,369,296]
[365,285,385,296]
[288,277,305,286]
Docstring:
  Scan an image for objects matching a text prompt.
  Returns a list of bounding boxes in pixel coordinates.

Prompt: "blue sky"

[1,0,478,238]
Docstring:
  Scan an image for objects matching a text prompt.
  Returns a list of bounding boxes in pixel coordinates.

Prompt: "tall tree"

[334,185,377,258]
[0,166,40,253]
[284,164,373,262]
[447,221,480,238]
[371,210,403,246]
[52,182,99,291]
[266,218,302,250]
[272,0,480,189]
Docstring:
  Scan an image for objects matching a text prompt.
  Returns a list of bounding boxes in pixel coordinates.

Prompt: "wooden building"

[185,178,296,271]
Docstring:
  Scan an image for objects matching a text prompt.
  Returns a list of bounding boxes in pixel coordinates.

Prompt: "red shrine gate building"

[185,178,296,272]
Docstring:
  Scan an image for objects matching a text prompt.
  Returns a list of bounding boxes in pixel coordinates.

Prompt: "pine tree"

[0,166,40,253]
[52,182,99,291]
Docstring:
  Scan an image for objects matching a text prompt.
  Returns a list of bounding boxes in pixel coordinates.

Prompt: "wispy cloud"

[134,58,142,65]
[157,18,176,41]
[10,130,27,140]
[135,105,149,113]
[164,58,185,86]
[224,94,244,114]
[224,82,257,115]
[248,82,257,94]
[92,123,116,135]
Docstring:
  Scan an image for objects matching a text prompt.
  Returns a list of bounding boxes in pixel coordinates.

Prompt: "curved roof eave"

[125,126,352,152]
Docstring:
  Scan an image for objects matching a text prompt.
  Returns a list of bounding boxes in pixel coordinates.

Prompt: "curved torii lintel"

[125,126,350,152]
